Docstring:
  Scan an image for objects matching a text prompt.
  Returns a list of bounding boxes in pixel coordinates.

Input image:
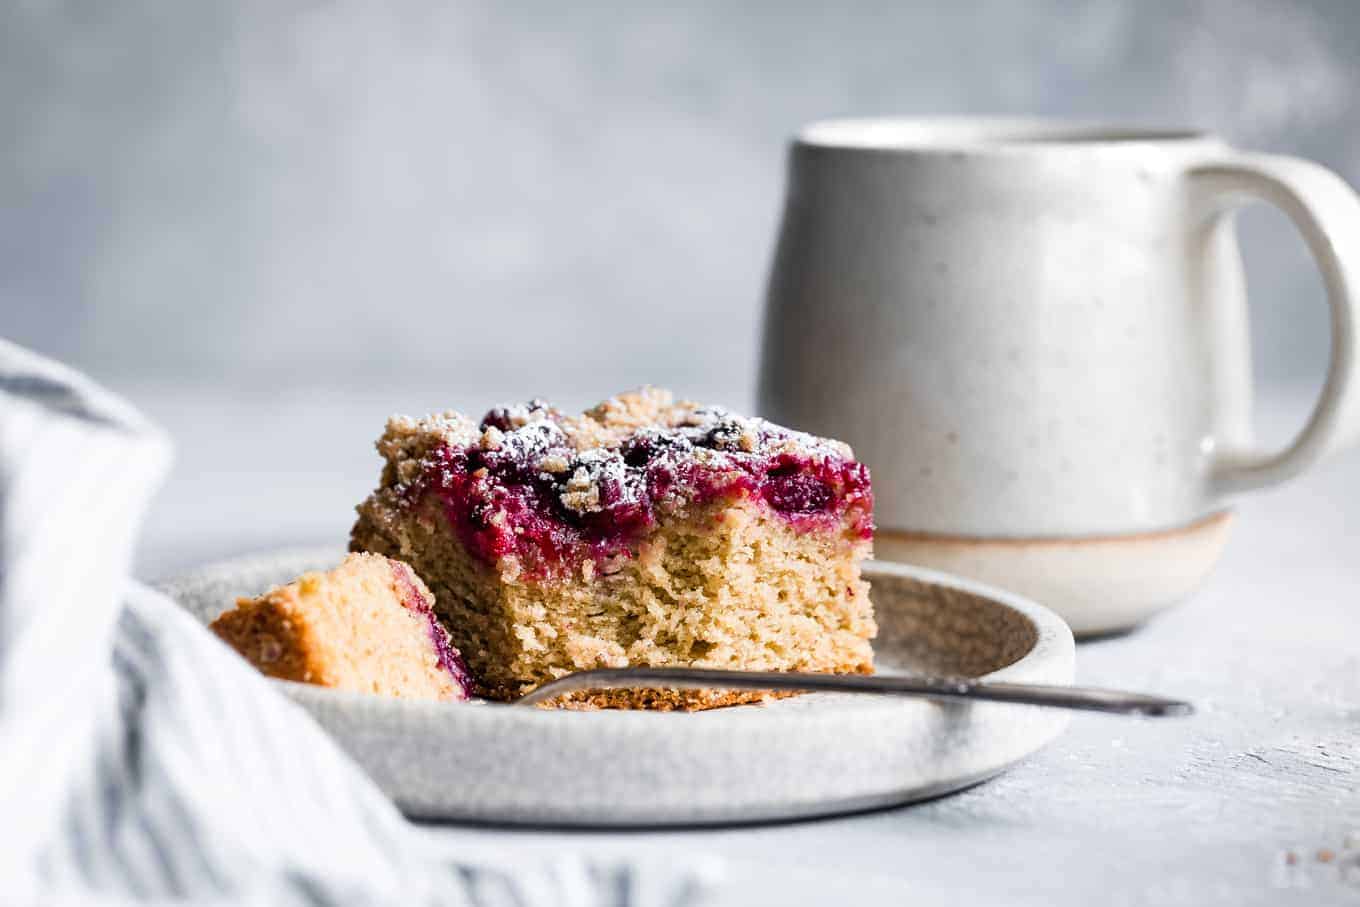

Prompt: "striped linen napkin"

[0,339,710,906]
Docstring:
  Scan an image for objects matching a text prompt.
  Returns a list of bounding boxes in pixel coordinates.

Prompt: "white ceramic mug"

[757,118,1360,633]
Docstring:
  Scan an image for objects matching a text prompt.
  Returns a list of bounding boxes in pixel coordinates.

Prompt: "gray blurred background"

[4,0,1358,572]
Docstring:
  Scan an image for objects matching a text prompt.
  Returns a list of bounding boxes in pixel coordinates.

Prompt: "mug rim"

[796,116,1219,153]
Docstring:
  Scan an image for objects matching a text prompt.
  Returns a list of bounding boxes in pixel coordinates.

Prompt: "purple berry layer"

[391,560,474,697]
[404,402,873,579]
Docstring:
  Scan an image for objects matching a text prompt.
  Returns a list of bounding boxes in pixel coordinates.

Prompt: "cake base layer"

[353,494,875,711]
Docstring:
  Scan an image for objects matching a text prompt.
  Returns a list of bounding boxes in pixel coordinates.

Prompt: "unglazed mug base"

[874,511,1234,636]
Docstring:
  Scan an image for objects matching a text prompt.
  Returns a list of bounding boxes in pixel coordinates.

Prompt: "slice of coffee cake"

[350,388,876,709]
[211,552,472,702]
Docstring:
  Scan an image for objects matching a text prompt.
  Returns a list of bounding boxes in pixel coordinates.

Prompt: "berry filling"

[404,403,873,579]
[391,560,473,696]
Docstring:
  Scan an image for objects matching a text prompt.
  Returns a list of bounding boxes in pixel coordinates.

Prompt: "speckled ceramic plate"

[159,549,1074,826]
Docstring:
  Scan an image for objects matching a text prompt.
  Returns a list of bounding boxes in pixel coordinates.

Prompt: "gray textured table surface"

[135,386,1359,906]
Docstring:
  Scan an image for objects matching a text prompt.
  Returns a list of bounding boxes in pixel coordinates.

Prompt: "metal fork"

[515,666,1192,716]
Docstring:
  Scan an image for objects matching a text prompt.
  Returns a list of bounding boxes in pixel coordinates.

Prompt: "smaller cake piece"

[210,552,472,702]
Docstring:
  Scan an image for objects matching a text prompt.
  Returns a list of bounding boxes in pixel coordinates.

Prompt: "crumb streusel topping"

[377,388,873,578]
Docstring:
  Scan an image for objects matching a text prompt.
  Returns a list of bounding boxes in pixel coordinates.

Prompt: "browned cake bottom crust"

[490,685,863,711]
[524,687,779,711]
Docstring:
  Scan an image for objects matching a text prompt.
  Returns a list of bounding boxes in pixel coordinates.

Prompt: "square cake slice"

[210,552,472,702]
[350,388,876,709]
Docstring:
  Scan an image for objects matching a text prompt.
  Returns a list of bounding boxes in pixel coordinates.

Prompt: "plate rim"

[156,547,1075,721]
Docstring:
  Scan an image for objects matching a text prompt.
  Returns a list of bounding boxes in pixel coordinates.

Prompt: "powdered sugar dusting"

[479,398,562,433]
[391,388,873,576]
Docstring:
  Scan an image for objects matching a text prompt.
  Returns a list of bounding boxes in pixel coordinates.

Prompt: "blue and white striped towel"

[0,339,709,906]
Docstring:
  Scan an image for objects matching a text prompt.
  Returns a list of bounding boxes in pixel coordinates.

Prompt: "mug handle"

[1189,152,1360,496]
